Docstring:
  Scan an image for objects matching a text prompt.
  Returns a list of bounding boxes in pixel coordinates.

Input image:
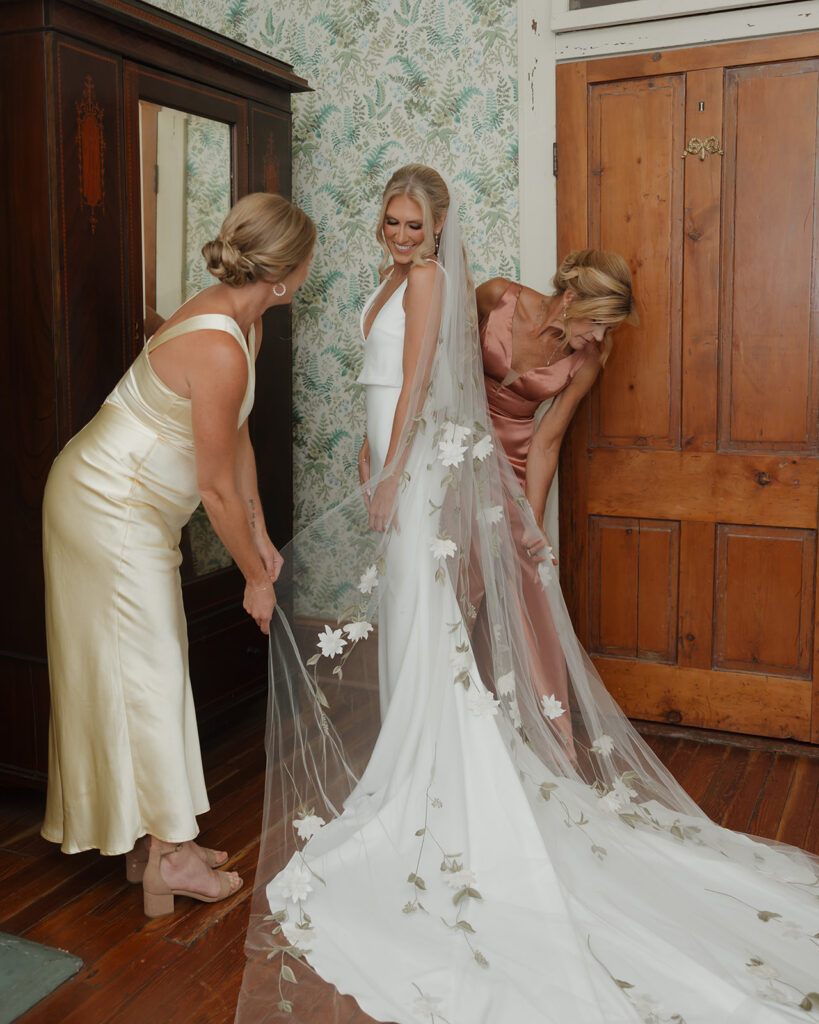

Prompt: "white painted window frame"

[550,0,808,34]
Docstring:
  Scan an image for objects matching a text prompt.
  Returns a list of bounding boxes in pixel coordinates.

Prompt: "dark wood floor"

[2,694,818,1024]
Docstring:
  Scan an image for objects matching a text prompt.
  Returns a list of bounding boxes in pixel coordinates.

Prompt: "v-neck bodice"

[479,281,591,485]
[357,277,408,388]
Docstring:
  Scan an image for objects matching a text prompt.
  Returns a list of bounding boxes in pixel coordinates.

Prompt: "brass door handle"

[682,136,723,160]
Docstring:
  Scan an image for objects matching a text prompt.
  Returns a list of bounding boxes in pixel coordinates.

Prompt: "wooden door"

[557,32,819,743]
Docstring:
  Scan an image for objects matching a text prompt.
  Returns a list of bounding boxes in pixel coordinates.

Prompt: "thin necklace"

[534,297,565,367]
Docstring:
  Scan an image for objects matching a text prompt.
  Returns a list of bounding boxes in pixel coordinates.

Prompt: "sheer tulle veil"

[235,195,819,1024]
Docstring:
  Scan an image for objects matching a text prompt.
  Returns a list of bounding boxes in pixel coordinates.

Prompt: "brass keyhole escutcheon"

[682,136,724,161]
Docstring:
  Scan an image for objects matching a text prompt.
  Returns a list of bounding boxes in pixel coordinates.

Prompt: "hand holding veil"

[237,202,819,1024]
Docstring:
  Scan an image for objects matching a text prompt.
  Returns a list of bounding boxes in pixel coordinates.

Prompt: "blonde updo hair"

[551,249,638,366]
[376,164,450,277]
[202,193,316,289]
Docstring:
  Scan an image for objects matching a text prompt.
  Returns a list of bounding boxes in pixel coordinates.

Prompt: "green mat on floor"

[0,932,82,1023]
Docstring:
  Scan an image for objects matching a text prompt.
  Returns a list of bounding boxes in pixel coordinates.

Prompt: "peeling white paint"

[552,2,817,61]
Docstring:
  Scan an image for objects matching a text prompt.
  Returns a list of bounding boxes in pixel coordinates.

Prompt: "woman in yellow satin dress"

[41,192,315,916]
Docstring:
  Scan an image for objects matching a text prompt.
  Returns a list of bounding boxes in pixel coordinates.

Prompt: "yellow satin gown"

[41,314,255,855]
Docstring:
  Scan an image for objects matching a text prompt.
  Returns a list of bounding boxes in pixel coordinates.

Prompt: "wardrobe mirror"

[139,100,233,577]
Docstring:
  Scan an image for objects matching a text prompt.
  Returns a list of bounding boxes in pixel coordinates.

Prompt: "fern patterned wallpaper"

[147,0,519,534]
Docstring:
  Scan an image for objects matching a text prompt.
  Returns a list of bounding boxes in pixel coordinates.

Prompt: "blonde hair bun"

[551,249,638,366]
[202,193,316,289]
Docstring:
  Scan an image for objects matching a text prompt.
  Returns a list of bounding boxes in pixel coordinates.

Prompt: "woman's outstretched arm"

[189,329,275,633]
[525,353,602,526]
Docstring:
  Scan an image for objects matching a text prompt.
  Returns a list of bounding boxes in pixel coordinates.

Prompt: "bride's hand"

[369,474,399,533]
[358,438,371,510]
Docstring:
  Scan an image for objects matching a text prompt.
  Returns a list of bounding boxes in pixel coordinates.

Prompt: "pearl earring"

[273,282,287,297]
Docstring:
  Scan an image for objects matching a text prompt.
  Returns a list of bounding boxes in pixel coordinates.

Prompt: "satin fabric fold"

[42,315,254,855]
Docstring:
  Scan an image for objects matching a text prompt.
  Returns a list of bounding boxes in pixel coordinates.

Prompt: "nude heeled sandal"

[141,839,243,918]
[126,835,229,883]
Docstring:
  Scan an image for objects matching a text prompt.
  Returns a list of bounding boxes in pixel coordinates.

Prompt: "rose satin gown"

[41,314,255,856]
[477,281,591,742]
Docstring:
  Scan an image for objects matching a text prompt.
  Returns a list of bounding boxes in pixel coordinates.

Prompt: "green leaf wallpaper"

[146,0,518,556]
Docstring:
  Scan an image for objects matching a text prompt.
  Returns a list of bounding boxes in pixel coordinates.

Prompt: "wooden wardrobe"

[0,0,309,785]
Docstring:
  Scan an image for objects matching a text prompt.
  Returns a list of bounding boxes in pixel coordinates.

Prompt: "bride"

[236,166,818,1024]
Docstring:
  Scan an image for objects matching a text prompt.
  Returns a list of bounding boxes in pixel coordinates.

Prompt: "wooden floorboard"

[1,696,817,1024]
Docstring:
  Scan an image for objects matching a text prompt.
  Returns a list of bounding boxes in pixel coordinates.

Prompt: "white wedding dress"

[237,219,819,1024]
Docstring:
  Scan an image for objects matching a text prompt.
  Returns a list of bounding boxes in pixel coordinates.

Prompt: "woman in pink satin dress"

[475,250,636,740]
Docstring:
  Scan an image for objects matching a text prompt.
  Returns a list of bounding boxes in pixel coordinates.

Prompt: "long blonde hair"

[551,249,638,366]
[202,193,316,288]
[375,165,450,278]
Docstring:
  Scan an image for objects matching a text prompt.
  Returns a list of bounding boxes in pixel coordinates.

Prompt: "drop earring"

[434,232,441,256]
[273,282,287,297]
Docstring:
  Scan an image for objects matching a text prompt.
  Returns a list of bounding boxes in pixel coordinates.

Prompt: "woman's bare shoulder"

[476,277,511,318]
[405,259,440,293]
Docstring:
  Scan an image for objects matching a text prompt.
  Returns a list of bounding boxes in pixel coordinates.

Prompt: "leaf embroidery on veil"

[745,958,819,1014]
[588,938,689,1024]
[403,772,490,970]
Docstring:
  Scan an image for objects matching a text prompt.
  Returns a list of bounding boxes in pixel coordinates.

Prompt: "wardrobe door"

[53,37,130,441]
[249,102,294,553]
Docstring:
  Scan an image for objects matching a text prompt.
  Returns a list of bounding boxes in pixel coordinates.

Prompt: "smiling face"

[383,195,427,266]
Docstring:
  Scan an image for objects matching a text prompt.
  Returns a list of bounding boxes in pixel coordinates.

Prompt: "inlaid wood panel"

[714,524,816,678]
[588,75,685,448]
[719,60,819,452]
[250,105,291,197]
[590,516,679,663]
[55,39,128,442]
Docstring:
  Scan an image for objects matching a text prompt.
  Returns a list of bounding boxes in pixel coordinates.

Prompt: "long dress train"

[236,215,818,1024]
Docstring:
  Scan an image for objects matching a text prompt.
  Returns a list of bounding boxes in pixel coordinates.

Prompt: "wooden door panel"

[637,520,680,661]
[587,450,818,527]
[557,34,819,743]
[590,516,679,663]
[714,524,815,677]
[678,520,716,669]
[596,659,812,739]
[681,67,723,452]
[590,516,639,655]
[589,77,685,448]
[55,39,127,443]
[719,61,819,451]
